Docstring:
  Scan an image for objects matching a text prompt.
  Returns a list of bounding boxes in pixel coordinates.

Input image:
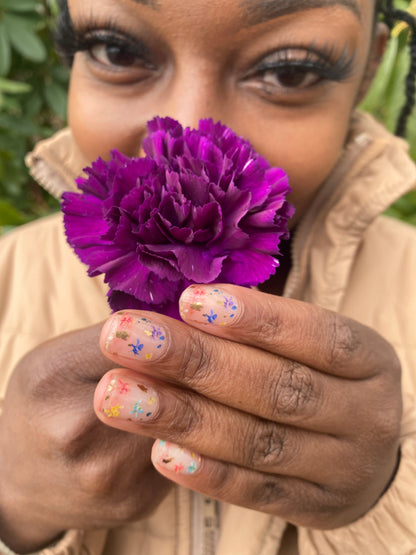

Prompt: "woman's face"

[67,0,384,223]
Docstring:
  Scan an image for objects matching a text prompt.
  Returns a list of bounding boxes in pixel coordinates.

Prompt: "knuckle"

[78,457,118,498]
[207,461,234,496]
[46,417,97,460]
[248,477,286,508]
[267,362,314,418]
[78,459,160,522]
[371,399,402,448]
[178,330,215,385]
[327,314,360,369]
[254,305,284,346]
[167,392,201,438]
[246,421,288,468]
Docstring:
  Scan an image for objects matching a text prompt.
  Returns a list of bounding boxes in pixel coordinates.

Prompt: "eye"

[90,43,139,68]
[262,67,322,89]
[71,28,157,80]
[245,45,355,101]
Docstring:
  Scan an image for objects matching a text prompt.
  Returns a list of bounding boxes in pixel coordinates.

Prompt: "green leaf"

[23,91,42,117]
[0,199,25,225]
[360,37,399,113]
[0,0,39,12]
[0,112,41,135]
[384,44,409,132]
[44,81,67,119]
[0,77,31,94]
[50,64,70,83]
[0,21,12,76]
[4,14,47,63]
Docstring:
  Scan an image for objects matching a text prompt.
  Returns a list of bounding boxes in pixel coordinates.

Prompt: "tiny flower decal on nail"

[103,313,168,361]
[101,375,159,422]
[129,339,144,356]
[180,286,240,326]
[104,404,124,418]
[153,440,201,475]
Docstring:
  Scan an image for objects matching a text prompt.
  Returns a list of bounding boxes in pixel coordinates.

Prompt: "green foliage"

[360,0,416,225]
[0,0,415,234]
[0,0,66,232]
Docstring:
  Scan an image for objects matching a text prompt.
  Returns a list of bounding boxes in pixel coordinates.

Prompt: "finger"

[98,311,379,434]
[179,284,397,379]
[150,439,364,530]
[94,369,361,487]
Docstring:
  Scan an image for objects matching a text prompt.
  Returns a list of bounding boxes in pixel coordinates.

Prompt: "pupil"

[277,69,307,88]
[106,45,136,66]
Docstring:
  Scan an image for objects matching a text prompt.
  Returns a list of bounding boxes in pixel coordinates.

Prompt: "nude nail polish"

[103,312,168,361]
[101,375,159,422]
[153,440,201,475]
[179,286,241,326]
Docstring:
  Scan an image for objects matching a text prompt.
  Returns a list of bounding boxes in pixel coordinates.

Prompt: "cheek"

[68,63,149,162]
[244,108,351,223]
[68,57,353,222]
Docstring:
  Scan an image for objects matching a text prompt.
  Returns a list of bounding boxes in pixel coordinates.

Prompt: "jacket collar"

[26,111,416,310]
[285,111,416,308]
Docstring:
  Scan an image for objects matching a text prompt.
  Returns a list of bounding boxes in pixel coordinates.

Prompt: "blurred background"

[0,0,416,234]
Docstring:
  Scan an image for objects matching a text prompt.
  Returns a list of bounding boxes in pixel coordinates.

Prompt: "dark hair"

[55,0,416,137]
[377,1,416,136]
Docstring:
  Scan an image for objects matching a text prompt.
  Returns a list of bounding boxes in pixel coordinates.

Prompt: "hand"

[0,325,171,553]
[94,284,402,530]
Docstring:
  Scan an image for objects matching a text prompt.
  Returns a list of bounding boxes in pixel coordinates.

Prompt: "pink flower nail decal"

[101,375,159,422]
[153,440,201,475]
[103,312,168,361]
[179,285,241,326]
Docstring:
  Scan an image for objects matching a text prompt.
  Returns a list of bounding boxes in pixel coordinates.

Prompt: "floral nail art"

[179,286,240,326]
[153,440,201,475]
[101,375,159,422]
[103,312,167,361]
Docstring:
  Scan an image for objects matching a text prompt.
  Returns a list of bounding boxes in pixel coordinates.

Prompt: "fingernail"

[152,440,201,475]
[102,312,168,361]
[101,374,159,422]
[179,285,241,326]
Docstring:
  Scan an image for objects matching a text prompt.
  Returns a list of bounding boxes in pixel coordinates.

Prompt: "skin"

[0,0,402,552]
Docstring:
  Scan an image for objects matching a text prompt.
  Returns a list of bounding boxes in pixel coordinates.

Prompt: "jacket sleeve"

[298,397,416,554]
[0,530,108,555]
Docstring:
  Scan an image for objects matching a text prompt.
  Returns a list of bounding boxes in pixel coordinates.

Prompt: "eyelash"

[54,19,151,67]
[253,45,355,84]
[55,17,355,90]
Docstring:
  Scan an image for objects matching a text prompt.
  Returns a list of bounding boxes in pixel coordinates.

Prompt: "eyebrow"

[241,0,362,25]
[131,0,158,6]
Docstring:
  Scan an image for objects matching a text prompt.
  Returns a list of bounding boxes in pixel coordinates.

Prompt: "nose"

[136,59,233,158]
[153,62,228,132]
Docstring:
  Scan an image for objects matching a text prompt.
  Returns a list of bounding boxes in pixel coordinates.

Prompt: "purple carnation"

[62,117,294,319]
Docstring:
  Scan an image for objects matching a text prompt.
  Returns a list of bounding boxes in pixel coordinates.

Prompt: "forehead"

[67,0,376,22]
[135,0,365,21]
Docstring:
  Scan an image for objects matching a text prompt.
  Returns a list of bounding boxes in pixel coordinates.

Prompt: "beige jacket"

[1,111,416,555]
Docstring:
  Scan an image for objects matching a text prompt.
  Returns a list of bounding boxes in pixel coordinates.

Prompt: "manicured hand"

[0,325,171,553]
[95,284,402,529]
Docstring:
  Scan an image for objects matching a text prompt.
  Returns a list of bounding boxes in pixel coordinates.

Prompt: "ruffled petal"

[62,116,294,318]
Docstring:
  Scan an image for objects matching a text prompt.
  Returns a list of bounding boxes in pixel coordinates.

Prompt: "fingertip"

[151,439,202,477]
[179,284,242,327]
[93,370,115,420]
[99,314,119,355]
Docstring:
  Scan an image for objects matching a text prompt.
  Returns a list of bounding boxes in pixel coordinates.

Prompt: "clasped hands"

[96,284,402,529]
[0,284,402,553]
